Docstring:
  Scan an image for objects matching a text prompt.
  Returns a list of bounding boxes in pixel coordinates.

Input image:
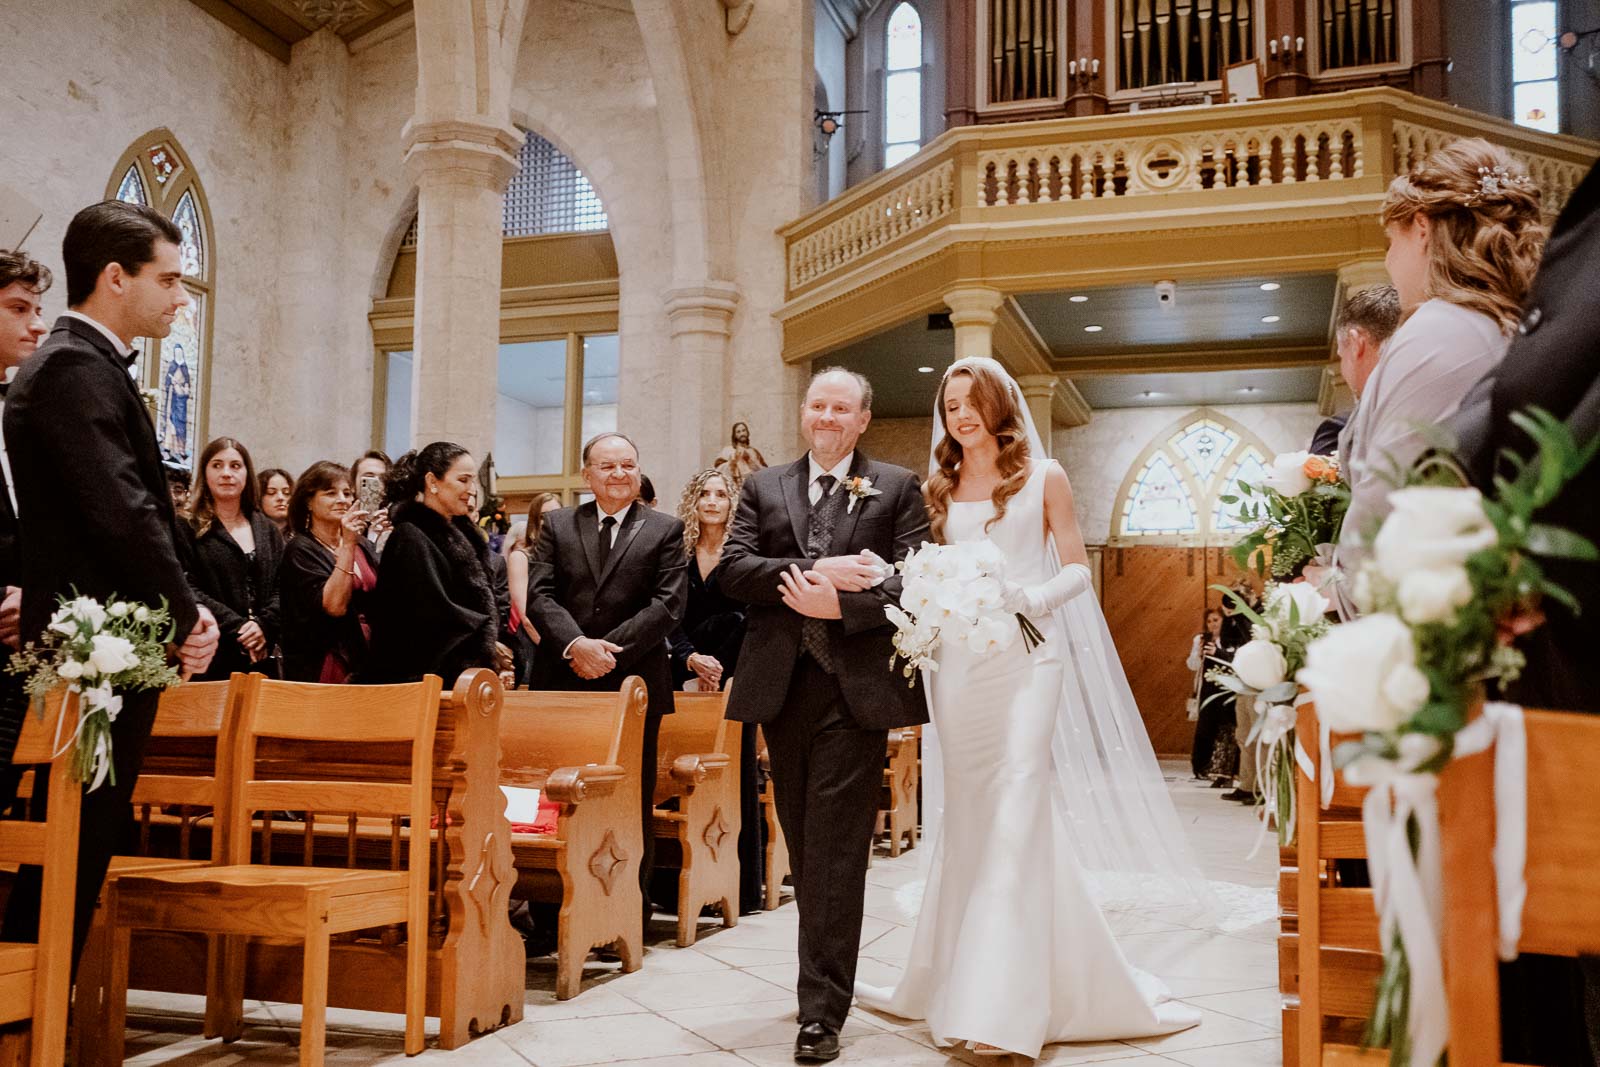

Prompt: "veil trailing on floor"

[918,357,1271,929]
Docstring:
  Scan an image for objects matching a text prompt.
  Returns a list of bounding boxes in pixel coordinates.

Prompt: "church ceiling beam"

[1055,343,1329,377]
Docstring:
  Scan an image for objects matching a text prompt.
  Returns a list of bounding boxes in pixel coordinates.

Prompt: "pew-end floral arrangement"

[7,593,181,791]
[1224,449,1348,580]
[1295,408,1598,1067]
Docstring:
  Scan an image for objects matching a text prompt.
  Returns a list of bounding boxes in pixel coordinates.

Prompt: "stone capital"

[1336,258,1390,293]
[402,118,523,191]
[665,282,741,338]
[1014,373,1058,400]
[943,285,1006,327]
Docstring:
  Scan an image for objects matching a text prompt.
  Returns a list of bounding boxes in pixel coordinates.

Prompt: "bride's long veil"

[920,357,1268,928]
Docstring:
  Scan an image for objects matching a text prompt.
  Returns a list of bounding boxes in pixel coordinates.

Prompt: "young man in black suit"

[0,248,51,811]
[526,431,688,922]
[721,368,930,1063]
[0,201,219,962]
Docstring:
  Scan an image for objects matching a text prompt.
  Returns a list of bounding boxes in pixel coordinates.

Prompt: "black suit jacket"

[526,501,687,719]
[1450,159,1600,711]
[3,317,199,647]
[1310,413,1348,456]
[720,452,930,730]
[185,510,284,680]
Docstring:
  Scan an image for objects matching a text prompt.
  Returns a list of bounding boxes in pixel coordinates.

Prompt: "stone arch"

[1107,407,1274,547]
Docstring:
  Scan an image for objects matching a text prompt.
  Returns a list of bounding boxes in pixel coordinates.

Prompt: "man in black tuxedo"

[526,431,687,919]
[0,201,219,963]
[0,249,52,812]
[1449,161,1600,1067]
[721,368,929,1063]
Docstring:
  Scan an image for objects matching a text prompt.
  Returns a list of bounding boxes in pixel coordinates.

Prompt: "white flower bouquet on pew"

[1205,580,1333,848]
[1295,408,1598,1067]
[884,540,1044,686]
[7,593,181,792]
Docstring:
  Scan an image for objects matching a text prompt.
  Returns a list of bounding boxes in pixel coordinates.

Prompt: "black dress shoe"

[795,1022,840,1063]
[1222,789,1254,802]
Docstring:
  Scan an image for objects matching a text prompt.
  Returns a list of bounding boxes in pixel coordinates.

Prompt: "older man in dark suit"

[0,201,218,963]
[721,368,929,1063]
[527,431,687,921]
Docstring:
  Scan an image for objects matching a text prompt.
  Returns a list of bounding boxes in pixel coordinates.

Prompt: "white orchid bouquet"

[1224,450,1349,581]
[884,540,1044,686]
[1205,580,1333,847]
[1295,408,1597,1066]
[7,593,182,791]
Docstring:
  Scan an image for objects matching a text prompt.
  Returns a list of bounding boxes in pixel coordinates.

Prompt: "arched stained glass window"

[884,3,923,167]
[105,131,213,472]
[1111,409,1276,544]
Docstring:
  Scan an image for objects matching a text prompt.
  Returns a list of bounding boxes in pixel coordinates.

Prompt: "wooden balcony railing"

[781,87,1597,297]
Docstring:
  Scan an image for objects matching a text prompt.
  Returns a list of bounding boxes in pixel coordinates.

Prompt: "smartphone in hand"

[357,475,383,517]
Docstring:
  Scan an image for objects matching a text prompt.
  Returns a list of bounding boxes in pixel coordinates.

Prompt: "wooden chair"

[876,727,919,857]
[499,678,647,1000]
[1295,701,1384,1063]
[0,690,81,1067]
[1440,708,1600,1067]
[756,727,790,911]
[105,673,443,1066]
[654,687,739,946]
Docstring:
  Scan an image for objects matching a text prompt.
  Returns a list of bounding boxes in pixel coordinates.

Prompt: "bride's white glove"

[1001,563,1093,617]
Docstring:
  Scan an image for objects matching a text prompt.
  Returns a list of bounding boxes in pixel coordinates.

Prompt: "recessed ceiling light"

[1260,282,1281,291]
[1240,386,1259,394]
[1140,390,1162,399]
[1084,324,1104,333]
[1069,294,1089,303]
[1261,315,1281,323]
[917,366,935,373]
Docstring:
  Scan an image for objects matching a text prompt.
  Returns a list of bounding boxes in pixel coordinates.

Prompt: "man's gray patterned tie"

[801,475,844,673]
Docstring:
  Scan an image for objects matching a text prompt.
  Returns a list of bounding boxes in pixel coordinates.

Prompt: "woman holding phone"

[351,449,394,552]
[278,461,379,682]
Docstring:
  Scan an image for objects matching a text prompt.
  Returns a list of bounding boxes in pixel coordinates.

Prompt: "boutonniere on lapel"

[843,476,882,514]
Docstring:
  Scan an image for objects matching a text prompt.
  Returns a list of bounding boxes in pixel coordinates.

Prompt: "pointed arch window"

[1111,410,1276,545]
[884,3,924,167]
[105,131,213,471]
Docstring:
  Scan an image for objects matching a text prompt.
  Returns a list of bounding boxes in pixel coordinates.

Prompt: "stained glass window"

[1511,1,1560,133]
[173,192,203,279]
[1122,454,1200,534]
[1114,412,1275,543]
[116,165,147,206]
[884,3,923,166]
[157,297,202,470]
[145,143,181,186]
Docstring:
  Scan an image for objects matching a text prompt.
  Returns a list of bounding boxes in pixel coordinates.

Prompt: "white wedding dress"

[855,461,1201,1056]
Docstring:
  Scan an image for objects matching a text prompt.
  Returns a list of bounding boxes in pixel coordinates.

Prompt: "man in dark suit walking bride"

[721,368,928,1064]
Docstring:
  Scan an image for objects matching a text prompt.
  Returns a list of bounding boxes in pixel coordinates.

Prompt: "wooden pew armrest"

[543,763,627,804]
[669,753,730,791]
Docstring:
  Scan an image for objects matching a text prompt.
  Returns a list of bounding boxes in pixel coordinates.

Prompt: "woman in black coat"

[364,442,507,685]
[277,461,380,682]
[186,437,283,680]
[666,469,761,912]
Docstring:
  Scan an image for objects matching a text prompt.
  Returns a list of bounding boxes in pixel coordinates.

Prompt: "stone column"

[664,282,740,490]
[944,286,1005,361]
[1336,258,1390,294]
[1015,373,1059,445]
[401,120,522,459]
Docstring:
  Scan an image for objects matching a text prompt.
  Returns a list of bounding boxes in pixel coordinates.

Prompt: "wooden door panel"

[1102,546,1206,759]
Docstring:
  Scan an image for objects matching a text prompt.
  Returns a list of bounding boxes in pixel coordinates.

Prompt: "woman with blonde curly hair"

[1335,138,1547,591]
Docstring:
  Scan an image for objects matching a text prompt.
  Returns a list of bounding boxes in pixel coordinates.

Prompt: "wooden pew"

[0,691,81,1067]
[877,726,919,857]
[1279,841,1300,1067]
[654,688,739,947]
[756,728,790,911]
[111,670,523,1051]
[499,678,648,1000]
[1295,701,1384,1063]
[1440,708,1600,1067]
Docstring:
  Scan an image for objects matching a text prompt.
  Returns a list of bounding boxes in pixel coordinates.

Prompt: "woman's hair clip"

[1467,164,1532,206]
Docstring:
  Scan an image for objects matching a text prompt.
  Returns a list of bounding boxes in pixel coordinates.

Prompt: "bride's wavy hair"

[925,363,1031,544]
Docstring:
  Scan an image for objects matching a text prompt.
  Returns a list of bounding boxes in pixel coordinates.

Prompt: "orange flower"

[1302,455,1340,484]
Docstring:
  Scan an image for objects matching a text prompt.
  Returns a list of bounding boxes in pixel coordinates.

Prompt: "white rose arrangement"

[884,540,1043,685]
[1291,408,1598,1066]
[1224,449,1348,581]
[8,593,182,791]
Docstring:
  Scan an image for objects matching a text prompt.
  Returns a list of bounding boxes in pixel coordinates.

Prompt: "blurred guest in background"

[258,467,292,537]
[187,436,283,680]
[278,461,378,682]
[506,491,561,684]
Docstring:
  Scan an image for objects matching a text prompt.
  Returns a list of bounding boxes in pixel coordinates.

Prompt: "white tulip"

[1263,450,1314,497]
[1263,582,1331,632]
[1371,487,1497,582]
[1396,566,1474,625]
[108,602,131,618]
[1297,613,1430,733]
[133,605,151,623]
[1233,639,1289,690]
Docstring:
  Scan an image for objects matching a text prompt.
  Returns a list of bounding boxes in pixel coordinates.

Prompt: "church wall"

[0,0,291,465]
[1054,402,1325,545]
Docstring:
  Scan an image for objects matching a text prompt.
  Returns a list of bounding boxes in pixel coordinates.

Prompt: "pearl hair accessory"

[1467,164,1533,206]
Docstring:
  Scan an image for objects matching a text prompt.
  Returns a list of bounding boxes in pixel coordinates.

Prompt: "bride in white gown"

[855,357,1205,1057]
